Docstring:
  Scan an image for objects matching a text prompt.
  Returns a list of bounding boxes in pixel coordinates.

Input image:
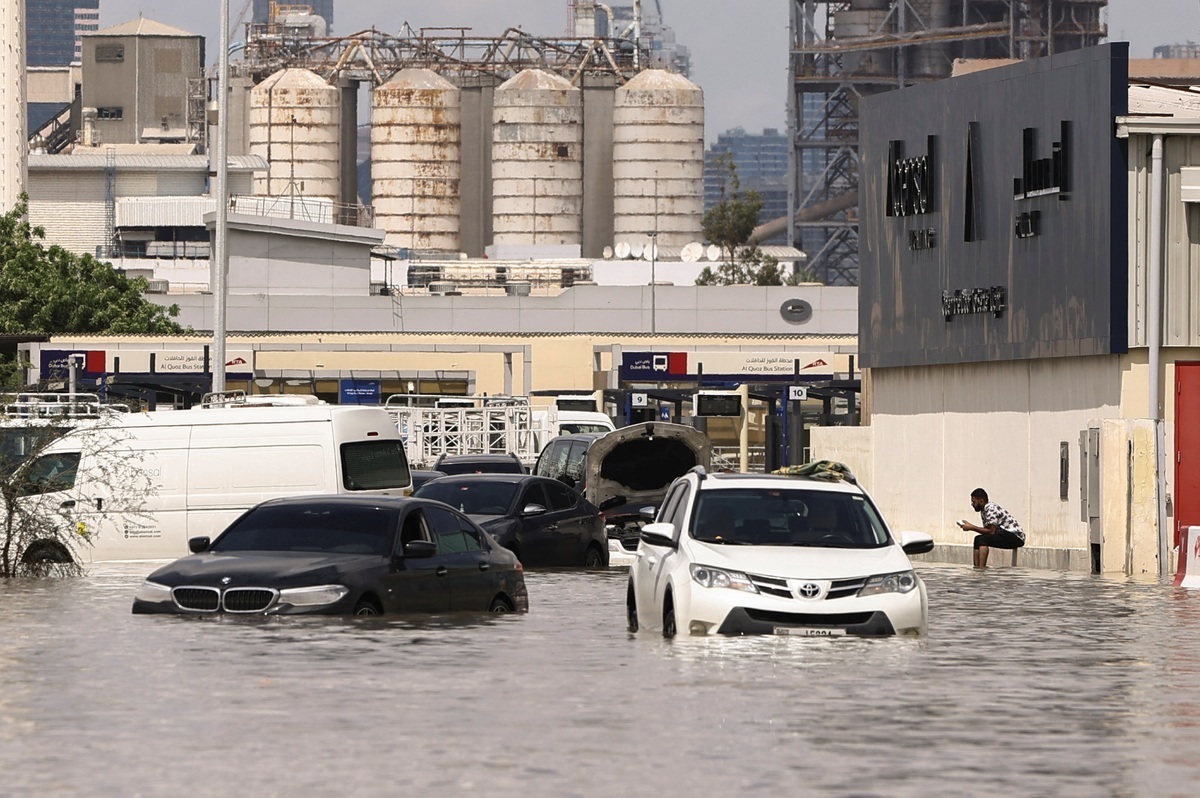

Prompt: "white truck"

[5,392,412,564]
[383,394,616,469]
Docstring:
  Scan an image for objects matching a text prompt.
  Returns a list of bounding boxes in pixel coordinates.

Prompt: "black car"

[414,473,608,568]
[410,469,447,490]
[433,453,526,475]
[131,495,528,616]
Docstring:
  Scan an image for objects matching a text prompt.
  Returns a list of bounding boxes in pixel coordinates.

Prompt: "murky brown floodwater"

[2,562,1199,797]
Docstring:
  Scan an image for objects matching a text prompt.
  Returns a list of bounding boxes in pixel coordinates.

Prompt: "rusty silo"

[371,68,462,252]
[249,68,342,201]
[612,69,705,250]
[491,68,584,247]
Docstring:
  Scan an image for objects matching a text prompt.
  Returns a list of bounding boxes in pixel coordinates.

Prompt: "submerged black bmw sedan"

[131,495,528,616]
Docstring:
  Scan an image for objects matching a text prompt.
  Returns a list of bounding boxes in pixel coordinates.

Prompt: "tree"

[0,197,188,388]
[0,405,154,578]
[695,155,818,287]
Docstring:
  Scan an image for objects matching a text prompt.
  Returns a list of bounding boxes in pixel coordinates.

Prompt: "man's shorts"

[973,529,1025,550]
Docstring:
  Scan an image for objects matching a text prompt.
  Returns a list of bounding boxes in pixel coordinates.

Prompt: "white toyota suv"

[626,466,934,637]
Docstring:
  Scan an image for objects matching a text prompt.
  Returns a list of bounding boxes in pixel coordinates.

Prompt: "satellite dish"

[705,244,721,261]
[642,242,658,261]
[680,242,703,262]
[629,242,645,259]
[614,241,631,260]
[603,245,614,259]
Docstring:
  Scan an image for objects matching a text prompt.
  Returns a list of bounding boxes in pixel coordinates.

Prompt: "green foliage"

[0,198,189,389]
[696,155,817,287]
[0,198,187,336]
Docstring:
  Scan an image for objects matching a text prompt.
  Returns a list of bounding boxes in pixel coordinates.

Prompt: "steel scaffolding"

[788,0,1107,285]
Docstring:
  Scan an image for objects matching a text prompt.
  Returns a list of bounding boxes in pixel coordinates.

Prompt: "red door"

[1174,363,1200,549]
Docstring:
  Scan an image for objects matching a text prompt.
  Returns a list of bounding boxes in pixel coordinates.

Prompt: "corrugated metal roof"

[29,154,268,171]
[89,18,197,38]
[1128,84,1200,117]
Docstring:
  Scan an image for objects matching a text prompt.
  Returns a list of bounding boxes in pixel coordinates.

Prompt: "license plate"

[774,626,846,637]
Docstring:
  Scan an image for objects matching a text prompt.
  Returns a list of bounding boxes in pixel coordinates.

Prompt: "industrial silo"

[371,68,462,251]
[612,69,704,250]
[249,68,341,201]
[492,69,583,247]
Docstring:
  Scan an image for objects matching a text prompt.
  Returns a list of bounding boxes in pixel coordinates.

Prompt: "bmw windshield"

[212,504,395,555]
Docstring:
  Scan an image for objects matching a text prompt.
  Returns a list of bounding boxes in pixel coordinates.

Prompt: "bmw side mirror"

[640,522,678,549]
[900,531,935,555]
[522,503,547,517]
[188,536,211,554]
[403,540,438,559]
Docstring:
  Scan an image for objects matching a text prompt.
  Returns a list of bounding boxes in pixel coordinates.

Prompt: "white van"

[12,402,411,563]
[531,408,616,452]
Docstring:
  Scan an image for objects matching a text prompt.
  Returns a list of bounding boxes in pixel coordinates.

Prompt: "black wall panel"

[858,44,1129,368]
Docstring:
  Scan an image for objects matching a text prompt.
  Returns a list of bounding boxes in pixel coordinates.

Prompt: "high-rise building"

[252,0,333,32]
[26,0,99,67]
[704,128,789,241]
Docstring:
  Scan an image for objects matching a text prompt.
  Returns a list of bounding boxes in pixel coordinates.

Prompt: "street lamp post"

[212,0,231,394]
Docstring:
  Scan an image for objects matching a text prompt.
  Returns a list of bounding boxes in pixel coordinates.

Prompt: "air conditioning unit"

[144,279,169,294]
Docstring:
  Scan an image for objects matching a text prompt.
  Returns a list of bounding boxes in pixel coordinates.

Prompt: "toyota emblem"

[798,582,821,598]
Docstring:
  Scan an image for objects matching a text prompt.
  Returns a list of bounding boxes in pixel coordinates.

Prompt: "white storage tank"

[492,69,583,246]
[612,69,705,250]
[249,68,341,201]
[371,68,462,251]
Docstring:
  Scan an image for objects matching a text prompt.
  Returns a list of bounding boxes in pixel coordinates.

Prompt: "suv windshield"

[691,487,890,548]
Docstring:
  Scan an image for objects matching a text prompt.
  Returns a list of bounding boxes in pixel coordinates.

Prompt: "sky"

[96,0,1199,145]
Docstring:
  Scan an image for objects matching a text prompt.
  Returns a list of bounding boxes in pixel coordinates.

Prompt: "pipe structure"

[1149,134,1167,573]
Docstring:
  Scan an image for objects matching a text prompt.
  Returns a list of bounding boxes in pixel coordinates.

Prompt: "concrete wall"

[153,284,859,336]
[1,0,25,213]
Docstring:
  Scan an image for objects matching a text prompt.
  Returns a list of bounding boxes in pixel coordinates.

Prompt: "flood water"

[3,562,1200,797]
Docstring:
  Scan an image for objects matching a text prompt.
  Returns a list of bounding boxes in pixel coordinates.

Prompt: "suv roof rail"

[688,464,707,481]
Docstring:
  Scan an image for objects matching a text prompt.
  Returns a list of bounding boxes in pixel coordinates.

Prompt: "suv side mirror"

[640,522,677,549]
[638,505,657,522]
[900,531,935,555]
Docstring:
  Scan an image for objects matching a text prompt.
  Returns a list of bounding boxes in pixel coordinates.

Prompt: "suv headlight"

[134,580,173,604]
[277,585,350,607]
[858,570,919,596]
[690,564,758,593]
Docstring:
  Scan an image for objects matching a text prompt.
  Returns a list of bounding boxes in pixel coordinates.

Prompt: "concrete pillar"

[1,0,26,213]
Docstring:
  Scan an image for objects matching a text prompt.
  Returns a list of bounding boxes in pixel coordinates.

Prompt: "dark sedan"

[414,474,608,568]
[131,495,528,616]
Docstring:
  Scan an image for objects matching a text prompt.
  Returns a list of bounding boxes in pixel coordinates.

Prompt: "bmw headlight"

[858,570,919,596]
[134,580,173,604]
[689,564,758,593]
[277,585,350,607]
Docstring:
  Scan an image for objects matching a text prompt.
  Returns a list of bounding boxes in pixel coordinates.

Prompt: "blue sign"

[339,379,380,405]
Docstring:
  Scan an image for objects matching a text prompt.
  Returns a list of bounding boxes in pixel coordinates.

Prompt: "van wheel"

[489,596,513,613]
[662,599,677,639]
[21,540,73,565]
[353,597,382,616]
[584,545,605,569]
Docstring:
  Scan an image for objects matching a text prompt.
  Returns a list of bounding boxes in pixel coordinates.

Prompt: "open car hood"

[585,422,711,514]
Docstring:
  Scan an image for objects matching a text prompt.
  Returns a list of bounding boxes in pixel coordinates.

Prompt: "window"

[426,506,483,554]
[417,480,516,515]
[96,107,123,120]
[19,452,81,495]
[544,481,576,511]
[341,440,411,490]
[212,503,395,555]
[563,441,589,484]
[535,441,570,479]
[519,483,548,511]
[95,44,124,62]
